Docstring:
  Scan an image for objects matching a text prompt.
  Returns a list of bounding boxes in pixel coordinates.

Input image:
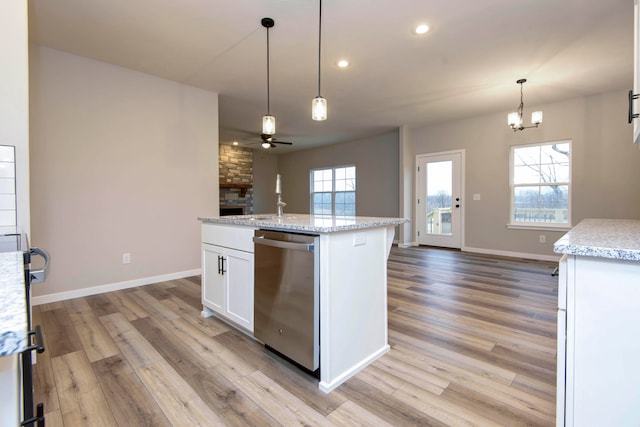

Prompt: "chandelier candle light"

[508,78,542,131]
[262,18,276,135]
[312,0,327,121]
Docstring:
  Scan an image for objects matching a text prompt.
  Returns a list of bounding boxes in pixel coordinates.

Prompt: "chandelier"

[508,78,542,131]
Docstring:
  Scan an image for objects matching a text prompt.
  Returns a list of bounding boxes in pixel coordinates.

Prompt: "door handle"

[220,256,226,275]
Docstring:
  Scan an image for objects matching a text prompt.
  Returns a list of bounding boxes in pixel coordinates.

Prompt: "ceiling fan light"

[507,112,520,127]
[312,96,327,121]
[261,141,271,149]
[531,110,543,125]
[262,114,276,135]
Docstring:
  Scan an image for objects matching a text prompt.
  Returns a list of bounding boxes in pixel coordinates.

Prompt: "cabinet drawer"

[202,224,255,253]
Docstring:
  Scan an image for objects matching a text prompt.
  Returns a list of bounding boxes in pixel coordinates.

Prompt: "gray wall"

[252,150,278,213]
[274,131,400,217]
[411,90,640,257]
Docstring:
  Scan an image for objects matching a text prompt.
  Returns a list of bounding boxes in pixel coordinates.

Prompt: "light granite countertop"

[554,218,640,261]
[199,214,409,233]
[0,251,28,357]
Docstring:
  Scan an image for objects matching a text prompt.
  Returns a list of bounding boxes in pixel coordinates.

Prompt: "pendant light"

[507,78,542,132]
[312,0,327,121]
[262,17,276,135]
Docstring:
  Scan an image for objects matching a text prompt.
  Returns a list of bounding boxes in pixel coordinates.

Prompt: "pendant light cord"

[266,25,271,115]
[317,0,322,97]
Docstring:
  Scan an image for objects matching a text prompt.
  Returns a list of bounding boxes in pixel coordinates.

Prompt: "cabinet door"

[224,248,254,332]
[202,243,225,313]
[635,0,640,144]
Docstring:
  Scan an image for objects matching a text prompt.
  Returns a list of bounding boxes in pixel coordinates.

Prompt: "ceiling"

[28,0,633,152]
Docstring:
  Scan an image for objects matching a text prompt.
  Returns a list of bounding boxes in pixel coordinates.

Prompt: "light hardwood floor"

[33,246,559,426]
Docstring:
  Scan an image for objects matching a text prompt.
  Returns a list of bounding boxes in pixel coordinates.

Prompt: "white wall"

[1,1,30,234]
[29,47,219,300]
[410,90,640,258]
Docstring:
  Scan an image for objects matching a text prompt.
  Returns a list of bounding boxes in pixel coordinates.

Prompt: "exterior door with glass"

[416,151,463,248]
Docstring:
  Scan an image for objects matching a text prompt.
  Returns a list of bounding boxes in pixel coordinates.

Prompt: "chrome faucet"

[275,173,286,217]
[276,193,287,217]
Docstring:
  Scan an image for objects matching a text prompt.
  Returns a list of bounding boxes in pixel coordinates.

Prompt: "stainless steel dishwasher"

[253,229,320,375]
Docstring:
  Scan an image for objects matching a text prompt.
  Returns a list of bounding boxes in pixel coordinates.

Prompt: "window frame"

[310,165,356,216]
[508,140,572,231]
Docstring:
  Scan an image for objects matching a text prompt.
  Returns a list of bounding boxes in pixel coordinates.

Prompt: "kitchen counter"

[198,214,408,234]
[0,251,28,357]
[553,218,640,261]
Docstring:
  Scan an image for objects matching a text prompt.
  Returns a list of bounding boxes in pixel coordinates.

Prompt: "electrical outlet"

[353,232,366,246]
[122,253,131,264]
[539,235,546,243]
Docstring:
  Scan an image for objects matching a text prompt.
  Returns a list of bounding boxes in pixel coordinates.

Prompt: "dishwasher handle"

[253,236,314,252]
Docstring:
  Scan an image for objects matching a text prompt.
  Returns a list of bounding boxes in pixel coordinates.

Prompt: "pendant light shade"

[312,96,327,121]
[262,17,276,135]
[262,114,276,135]
[312,0,327,121]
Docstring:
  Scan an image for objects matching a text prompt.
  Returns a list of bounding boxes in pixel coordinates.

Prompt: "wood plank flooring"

[32,246,559,426]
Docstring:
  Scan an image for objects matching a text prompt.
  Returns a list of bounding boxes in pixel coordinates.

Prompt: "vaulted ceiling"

[28,0,633,151]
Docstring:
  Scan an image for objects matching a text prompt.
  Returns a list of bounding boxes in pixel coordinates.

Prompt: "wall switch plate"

[473,194,481,201]
[122,253,131,264]
[539,235,546,243]
[353,232,366,246]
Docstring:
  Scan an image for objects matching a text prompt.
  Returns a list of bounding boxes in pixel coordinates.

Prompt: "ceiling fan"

[260,133,292,149]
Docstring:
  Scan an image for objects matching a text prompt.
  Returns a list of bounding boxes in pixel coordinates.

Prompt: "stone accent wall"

[219,144,253,214]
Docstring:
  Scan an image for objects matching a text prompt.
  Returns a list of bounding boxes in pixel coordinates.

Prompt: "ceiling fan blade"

[271,141,293,145]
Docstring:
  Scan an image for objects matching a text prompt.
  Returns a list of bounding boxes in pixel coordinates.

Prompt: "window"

[509,140,571,228]
[311,166,356,215]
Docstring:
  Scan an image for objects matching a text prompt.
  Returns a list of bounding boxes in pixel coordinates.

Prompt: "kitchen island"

[554,219,640,426]
[198,214,408,393]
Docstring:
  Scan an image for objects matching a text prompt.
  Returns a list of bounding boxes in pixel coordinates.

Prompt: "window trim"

[310,165,356,216]
[508,140,572,230]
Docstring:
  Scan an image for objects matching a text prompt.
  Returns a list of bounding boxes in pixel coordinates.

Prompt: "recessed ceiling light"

[337,59,350,68]
[232,141,239,146]
[414,23,429,35]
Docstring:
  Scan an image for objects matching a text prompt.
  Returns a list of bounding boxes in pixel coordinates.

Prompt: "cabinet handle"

[629,90,639,123]
[217,255,226,275]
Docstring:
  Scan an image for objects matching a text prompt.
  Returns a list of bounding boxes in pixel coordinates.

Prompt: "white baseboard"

[319,344,390,394]
[32,268,202,306]
[462,246,560,262]
[397,241,415,248]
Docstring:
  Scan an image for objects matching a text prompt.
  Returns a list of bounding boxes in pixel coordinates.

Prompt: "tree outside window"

[311,166,356,215]
[510,141,571,227]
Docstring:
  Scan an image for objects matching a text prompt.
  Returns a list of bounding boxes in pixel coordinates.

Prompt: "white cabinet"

[557,255,640,426]
[201,224,255,333]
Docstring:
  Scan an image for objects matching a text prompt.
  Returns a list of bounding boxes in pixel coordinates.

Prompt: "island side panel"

[568,255,640,426]
[319,227,391,393]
